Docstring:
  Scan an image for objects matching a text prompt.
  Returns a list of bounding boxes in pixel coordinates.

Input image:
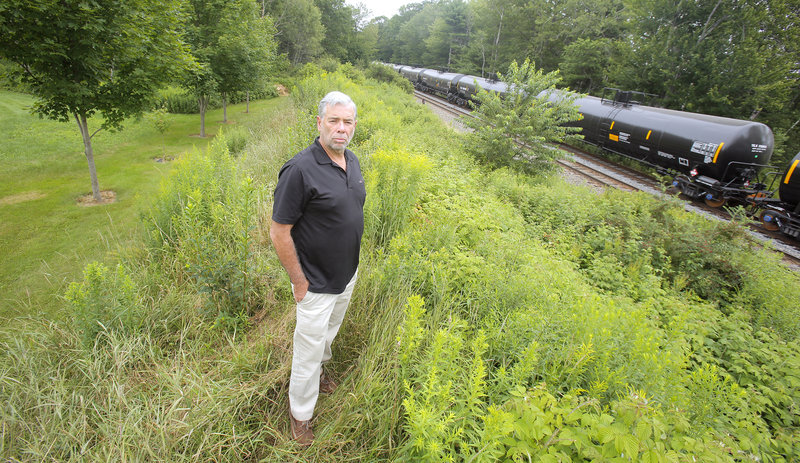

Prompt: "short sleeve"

[272,163,306,224]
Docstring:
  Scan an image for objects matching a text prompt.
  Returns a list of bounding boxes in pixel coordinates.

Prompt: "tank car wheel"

[704,197,726,208]
[759,210,780,232]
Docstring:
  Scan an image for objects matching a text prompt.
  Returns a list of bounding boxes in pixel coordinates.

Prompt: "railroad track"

[413,90,473,117]
[413,89,800,268]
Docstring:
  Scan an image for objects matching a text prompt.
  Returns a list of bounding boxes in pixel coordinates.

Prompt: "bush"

[219,125,250,156]
[314,55,341,73]
[154,85,278,114]
[65,262,141,346]
[364,63,413,93]
[145,134,259,329]
[363,148,432,249]
[464,59,583,174]
[227,85,279,104]
[155,86,206,114]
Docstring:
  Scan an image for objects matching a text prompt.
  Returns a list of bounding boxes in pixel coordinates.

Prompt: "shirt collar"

[313,137,351,166]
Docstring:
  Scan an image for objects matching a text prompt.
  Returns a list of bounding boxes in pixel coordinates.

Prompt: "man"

[269,91,365,446]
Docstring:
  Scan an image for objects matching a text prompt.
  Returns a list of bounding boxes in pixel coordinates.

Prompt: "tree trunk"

[222,93,228,123]
[246,91,250,113]
[481,45,486,78]
[74,112,102,202]
[491,8,504,78]
[447,45,452,71]
[199,95,208,138]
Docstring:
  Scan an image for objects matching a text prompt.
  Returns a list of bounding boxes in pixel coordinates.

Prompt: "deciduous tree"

[212,2,276,123]
[263,0,325,65]
[464,59,583,173]
[0,0,192,201]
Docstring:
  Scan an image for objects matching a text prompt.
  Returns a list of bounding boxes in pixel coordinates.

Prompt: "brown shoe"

[290,412,313,446]
[319,368,337,395]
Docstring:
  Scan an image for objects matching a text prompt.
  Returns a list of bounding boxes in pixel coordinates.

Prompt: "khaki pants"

[289,272,357,421]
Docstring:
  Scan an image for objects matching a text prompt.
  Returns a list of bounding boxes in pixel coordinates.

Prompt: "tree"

[616,0,800,165]
[184,0,276,136]
[463,59,583,173]
[560,38,620,94]
[395,3,438,65]
[314,0,361,62]
[0,0,192,201]
[423,1,469,70]
[263,0,325,65]
[212,1,276,123]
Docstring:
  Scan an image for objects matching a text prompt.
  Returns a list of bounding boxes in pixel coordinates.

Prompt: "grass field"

[0,90,287,322]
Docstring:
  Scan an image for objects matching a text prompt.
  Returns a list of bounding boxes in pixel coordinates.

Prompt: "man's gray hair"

[318,91,357,119]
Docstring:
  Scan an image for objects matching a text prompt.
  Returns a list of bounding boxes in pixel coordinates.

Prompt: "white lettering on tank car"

[751,144,768,153]
[679,158,690,166]
[704,156,713,164]
[690,141,720,157]
[657,151,675,160]
[619,132,631,143]
[639,146,650,151]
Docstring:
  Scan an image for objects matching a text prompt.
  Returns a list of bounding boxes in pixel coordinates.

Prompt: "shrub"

[464,59,583,174]
[219,125,250,156]
[397,296,493,461]
[227,85,279,104]
[65,262,141,346]
[155,86,206,114]
[363,148,432,249]
[314,55,341,73]
[395,293,751,462]
[364,63,413,93]
[145,135,259,328]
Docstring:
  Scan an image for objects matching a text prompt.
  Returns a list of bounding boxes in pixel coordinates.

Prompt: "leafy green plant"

[464,59,583,173]
[145,134,258,328]
[364,63,414,93]
[219,125,251,156]
[65,261,141,346]
[397,295,492,462]
[363,148,432,249]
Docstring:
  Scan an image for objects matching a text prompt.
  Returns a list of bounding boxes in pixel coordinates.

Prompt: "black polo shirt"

[272,138,366,294]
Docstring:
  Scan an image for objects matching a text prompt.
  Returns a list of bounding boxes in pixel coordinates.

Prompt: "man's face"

[317,103,356,155]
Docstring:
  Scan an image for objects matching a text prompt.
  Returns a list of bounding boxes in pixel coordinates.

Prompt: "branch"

[20,63,42,86]
[697,1,727,45]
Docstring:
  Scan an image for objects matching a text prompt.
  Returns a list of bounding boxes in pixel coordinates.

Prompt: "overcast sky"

[348,0,409,20]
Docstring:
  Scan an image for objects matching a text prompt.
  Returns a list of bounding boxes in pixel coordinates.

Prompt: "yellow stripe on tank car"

[609,134,619,142]
[785,159,800,184]
[646,130,652,140]
[609,121,615,130]
[712,142,725,164]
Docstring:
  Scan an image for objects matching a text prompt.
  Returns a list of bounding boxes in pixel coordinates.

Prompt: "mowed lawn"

[0,90,287,322]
